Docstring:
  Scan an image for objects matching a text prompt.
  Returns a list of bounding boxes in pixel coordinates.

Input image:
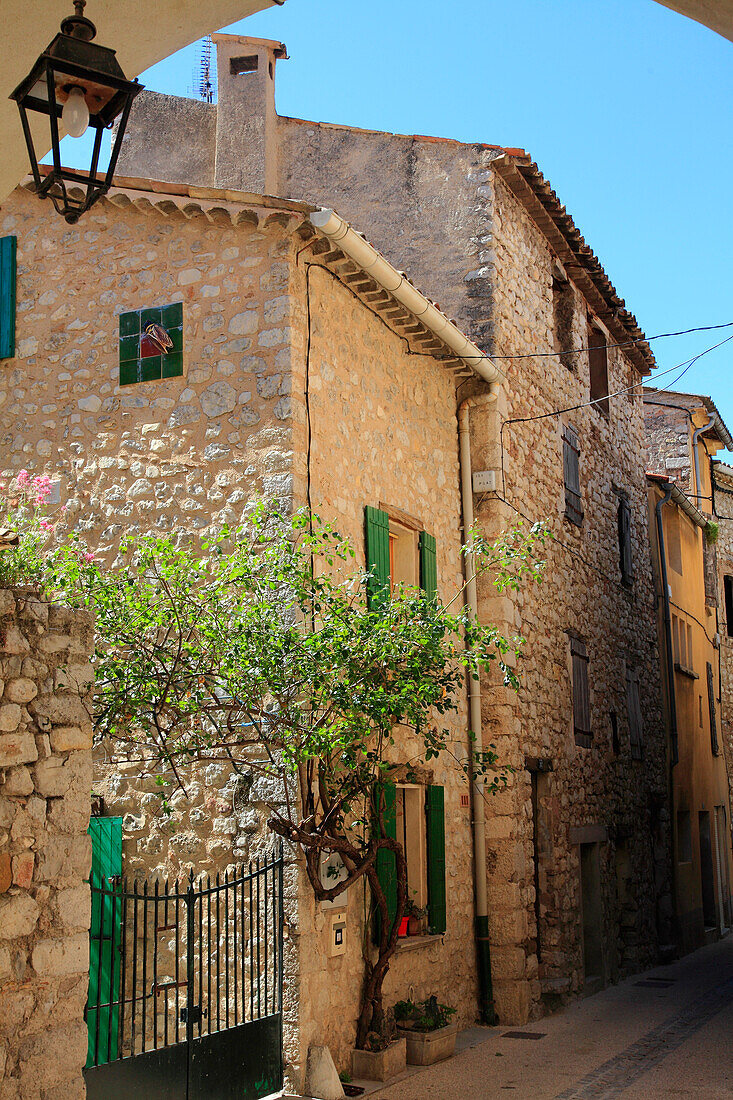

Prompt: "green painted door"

[86,817,123,1067]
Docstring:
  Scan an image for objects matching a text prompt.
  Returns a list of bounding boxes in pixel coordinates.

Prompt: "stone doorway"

[699,811,717,931]
[580,842,604,991]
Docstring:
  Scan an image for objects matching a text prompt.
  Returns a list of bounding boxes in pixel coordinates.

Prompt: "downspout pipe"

[458,389,498,1025]
[655,485,678,766]
[692,416,715,507]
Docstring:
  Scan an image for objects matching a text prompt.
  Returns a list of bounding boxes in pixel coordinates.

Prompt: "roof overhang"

[492,153,656,378]
[647,472,709,528]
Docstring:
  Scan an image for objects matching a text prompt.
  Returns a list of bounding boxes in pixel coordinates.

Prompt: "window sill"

[396,933,444,953]
[674,662,699,680]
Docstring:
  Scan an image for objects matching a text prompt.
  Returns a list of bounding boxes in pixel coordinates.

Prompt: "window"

[373,782,446,940]
[617,495,633,585]
[677,809,692,863]
[707,662,720,756]
[625,665,643,761]
[588,320,609,418]
[562,423,583,526]
[364,505,437,607]
[553,272,575,370]
[725,575,733,637]
[570,635,591,747]
[119,302,183,385]
[230,54,259,75]
[0,235,16,361]
[667,509,682,575]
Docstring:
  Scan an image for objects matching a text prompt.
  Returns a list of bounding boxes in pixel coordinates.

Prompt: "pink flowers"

[83,551,95,563]
[39,518,55,532]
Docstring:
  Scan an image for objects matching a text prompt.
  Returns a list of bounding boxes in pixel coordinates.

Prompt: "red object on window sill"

[398,916,410,937]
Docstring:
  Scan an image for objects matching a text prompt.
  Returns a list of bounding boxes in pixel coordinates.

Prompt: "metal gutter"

[309,208,501,386]
[647,474,709,530]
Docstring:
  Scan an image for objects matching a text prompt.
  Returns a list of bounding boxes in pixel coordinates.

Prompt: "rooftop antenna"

[197,35,216,103]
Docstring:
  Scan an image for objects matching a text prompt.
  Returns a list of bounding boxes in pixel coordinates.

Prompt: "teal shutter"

[365,505,390,608]
[419,530,438,600]
[373,782,397,942]
[87,817,122,1067]
[425,785,446,934]
[0,236,17,361]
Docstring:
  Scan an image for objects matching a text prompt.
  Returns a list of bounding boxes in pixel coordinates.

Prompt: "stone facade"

[116,33,674,1020]
[0,590,94,1100]
[713,462,733,817]
[0,183,479,1087]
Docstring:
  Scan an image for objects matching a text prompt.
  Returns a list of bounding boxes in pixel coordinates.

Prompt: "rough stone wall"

[474,173,671,1019]
[0,590,94,1100]
[287,262,478,1071]
[0,187,483,1088]
[713,467,733,814]
[643,393,695,491]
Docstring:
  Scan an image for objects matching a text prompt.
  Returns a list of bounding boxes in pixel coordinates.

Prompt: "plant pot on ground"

[351,1039,406,1082]
[393,996,458,1066]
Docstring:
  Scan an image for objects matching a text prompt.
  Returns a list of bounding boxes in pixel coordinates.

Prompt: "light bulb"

[62,87,89,139]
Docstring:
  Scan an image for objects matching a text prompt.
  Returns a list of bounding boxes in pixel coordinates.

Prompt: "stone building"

[0,176,500,1086]
[712,459,733,817]
[114,31,674,1020]
[0,32,679,1089]
[643,389,733,951]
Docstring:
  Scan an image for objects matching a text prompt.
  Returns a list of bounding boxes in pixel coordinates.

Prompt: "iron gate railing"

[84,848,284,1100]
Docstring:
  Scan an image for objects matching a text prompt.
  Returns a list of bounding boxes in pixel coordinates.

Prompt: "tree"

[49,505,546,1049]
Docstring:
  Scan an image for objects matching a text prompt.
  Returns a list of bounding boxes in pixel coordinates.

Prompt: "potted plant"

[404,897,429,936]
[393,996,458,1066]
[351,1014,406,1082]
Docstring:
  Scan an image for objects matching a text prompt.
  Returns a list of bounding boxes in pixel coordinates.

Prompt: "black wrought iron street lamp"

[9,1,143,224]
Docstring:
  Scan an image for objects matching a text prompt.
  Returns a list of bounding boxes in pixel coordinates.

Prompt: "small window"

[119,302,183,385]
[677,810,692,863]
[610,710,620,755]
[553,273,575,370]
[707,662,719,756]
[625,665,643,761]
[667,509,683,575]
[230,55,259,75]
[588,320,609,418]
[724,575,733,636]
[562,423,583,526]
[617,495,633,585]
[388,520,419,589]
[570,635,591,747]
[396,785,428,932]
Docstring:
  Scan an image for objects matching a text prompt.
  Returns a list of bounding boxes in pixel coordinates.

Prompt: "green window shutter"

[87,817,122,1067]
[419,530,438,600]
[0,236,17,361]
[365,505,390,609]
[373,782,397,942]
[425,784,446,934]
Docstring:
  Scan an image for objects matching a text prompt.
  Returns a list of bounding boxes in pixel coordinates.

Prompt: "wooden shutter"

[373,782,397,942]
[626,666,644,761]
[707,662,720,756]
[87,817,123,1066]
[562,424,583,525]
[570,636,591,743]
[0,236,16,361]
[419,530,437,600]
[588,322,610,418]
[425,784,446,935]
[618,497,633,585]
[365,505,390,609]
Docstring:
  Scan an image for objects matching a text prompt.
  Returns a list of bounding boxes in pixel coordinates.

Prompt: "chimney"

[212,34,287,195]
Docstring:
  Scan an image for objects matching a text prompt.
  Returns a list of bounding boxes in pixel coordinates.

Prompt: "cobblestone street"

[373,938,733,1099]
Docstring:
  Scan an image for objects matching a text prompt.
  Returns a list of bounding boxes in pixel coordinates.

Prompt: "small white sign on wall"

[319,851,349,910]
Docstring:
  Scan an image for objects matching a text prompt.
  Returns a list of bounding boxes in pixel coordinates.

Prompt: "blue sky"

[63,0,733,435]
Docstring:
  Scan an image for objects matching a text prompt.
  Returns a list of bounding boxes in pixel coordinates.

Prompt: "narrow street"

[373,938,733,1099]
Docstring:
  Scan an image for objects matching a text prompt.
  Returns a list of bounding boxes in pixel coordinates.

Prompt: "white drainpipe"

[458,389,498,1022]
